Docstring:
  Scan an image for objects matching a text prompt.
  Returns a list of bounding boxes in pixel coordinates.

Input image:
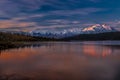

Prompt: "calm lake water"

[0,41,120,80]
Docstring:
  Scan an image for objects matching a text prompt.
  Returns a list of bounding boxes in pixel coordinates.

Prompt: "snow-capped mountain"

[29,24,118,38]
[29,28,82,38]
[82,24,117,34]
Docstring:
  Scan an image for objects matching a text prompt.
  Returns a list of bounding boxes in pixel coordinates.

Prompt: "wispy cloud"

[0,0,108,17]
[11,14,45,21]
[48,8,105,16]
[0,20,36,28]
[0,0,120,31]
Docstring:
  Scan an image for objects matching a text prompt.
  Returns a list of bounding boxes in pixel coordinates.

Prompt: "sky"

[0,0,120,31]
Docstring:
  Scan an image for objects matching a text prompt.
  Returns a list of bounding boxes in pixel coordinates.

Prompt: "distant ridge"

[60,32,120,41]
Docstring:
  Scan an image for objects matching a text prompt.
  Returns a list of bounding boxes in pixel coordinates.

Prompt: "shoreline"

[1,40,120,50]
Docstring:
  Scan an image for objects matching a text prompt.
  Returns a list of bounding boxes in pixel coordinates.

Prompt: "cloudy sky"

[0,0,120,31]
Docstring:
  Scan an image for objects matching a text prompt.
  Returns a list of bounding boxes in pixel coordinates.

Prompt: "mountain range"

[29,24,118,38]
[0,24,119,40]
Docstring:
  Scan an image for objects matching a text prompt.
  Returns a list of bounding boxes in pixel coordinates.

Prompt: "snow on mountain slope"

[82,24,117,33]
[29,24,118,38]
[30,28,82,38]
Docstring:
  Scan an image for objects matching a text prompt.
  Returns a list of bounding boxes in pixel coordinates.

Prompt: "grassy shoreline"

[0,42,35,50]
[0,32,57,50]
[0,41,57,50]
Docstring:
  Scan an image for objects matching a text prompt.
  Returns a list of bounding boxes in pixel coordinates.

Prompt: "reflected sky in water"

[0,41,120,80]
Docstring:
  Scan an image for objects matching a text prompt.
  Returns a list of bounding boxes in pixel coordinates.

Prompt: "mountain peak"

[101,24,113,30]
[82,24,116,33]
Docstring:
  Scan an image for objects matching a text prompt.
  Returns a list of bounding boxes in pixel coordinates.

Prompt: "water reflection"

[83,45,114,57]
[0,42,120,80]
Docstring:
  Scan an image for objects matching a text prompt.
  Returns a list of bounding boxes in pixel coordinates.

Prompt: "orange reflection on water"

[83,45,112,57]
[0,47,44,61]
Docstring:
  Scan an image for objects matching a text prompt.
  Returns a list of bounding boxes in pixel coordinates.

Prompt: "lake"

[0,41,120,80]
